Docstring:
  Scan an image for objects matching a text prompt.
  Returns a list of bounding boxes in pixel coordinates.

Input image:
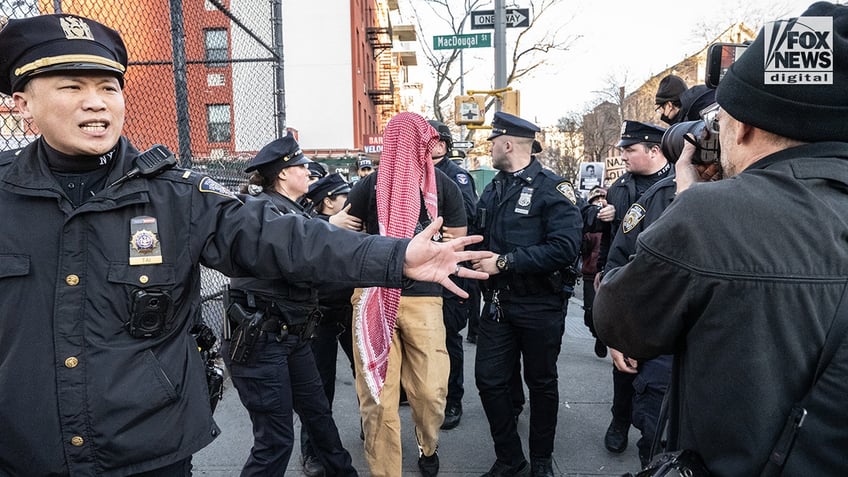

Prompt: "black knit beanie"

[716,1,848,142]
[655,75,688,104]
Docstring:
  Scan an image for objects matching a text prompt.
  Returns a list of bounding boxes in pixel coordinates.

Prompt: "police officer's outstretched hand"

[404,217,492,298]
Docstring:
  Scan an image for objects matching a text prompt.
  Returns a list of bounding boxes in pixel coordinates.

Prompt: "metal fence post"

[169,0,193,167]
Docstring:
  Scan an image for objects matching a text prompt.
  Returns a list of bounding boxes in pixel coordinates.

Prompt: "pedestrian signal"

[455,95,486,125]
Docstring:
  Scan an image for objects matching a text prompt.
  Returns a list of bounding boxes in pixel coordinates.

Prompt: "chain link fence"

[0,0,290,347]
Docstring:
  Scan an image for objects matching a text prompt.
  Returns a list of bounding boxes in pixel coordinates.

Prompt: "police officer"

[594,120,671,456]
[0,14,489,476]
[299,172,359,476]
[471,112,582,477]
[603,145,675,467]
[429,119,479,430]
[222,134,361,476]
[356,156,374,178]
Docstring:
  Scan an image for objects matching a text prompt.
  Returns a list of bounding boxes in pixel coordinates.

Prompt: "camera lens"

[660,121,720,165]
[661,121,704,163]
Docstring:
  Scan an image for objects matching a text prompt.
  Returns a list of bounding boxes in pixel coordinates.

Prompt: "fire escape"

[366,11,396,126]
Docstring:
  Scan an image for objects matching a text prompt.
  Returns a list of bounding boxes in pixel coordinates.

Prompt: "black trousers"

[475,294,565,465]
[223,333,356,477]
[443,293,472,406]
[301,303,356,459]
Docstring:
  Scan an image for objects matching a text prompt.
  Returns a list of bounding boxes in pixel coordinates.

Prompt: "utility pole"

[493,0,507,111]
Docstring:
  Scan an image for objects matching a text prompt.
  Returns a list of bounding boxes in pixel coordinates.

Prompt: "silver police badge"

[129,216,163,265]
[622,204,646,234]
[514,187,534,215]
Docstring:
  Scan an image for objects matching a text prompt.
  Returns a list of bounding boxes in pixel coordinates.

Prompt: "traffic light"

[501,90,520,116]
[454,95,486,125]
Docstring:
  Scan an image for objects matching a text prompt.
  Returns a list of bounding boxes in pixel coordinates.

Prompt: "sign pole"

[494,0,507,111]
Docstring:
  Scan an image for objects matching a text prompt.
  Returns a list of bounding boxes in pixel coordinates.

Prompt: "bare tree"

[403,0,577,129]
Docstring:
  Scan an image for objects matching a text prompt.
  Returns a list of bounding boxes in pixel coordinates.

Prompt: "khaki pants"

[353,291,448,477]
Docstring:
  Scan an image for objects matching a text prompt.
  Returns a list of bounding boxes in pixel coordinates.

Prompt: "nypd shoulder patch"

[456,173,469,185]
[198,176,236,199]
[556,181,577,205]
[622,204,646,234]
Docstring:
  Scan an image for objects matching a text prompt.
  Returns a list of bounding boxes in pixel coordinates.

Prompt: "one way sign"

[470,8,530,30]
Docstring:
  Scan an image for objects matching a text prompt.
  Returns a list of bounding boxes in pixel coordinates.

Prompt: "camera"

[705,42,748,88]
[661,41,748,165]
[126,289,173,338]
[660,115,720,165]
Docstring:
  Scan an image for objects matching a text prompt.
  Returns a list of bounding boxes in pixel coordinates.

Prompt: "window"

[207,104,231,143]
[204,29,228,68]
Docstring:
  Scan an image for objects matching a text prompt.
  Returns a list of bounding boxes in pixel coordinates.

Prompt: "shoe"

[530,457,553,477]
[481,460,530,477]
[594,339,608,358]
[418,450,439,477]
[604,419,629,453]
[441,402,462,430]
[467,333,477,344]
[301,454,326,477]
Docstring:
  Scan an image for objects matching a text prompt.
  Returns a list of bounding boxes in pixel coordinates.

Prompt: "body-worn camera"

[126,289,173,338]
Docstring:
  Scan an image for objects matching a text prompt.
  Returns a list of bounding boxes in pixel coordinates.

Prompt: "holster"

[226,302,264,363]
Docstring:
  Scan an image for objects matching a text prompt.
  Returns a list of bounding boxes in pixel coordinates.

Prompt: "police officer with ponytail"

[223,133,358,476]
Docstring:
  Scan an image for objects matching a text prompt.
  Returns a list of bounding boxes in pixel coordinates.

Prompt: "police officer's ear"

[11,90,33,120]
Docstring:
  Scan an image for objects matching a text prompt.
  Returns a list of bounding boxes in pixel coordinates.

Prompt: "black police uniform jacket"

[473,158,582,298]
[604,173,676,394]
[434,156,477,221]
[0,138,409,476]
[599,163,672,273]
[594,143,848,475]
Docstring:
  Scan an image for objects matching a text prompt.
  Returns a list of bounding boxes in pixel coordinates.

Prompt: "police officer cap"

[488,112,540,140]
[428,120,453,146]
[0,14,128,95]
[357,157,373,170]
[305,172,351,203]
[616,120,666,147]
[449,149,466,159]
[307,161,327,179]
[245,131,311,173]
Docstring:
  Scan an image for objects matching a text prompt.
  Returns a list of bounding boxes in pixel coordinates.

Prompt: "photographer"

[594,2,848,474]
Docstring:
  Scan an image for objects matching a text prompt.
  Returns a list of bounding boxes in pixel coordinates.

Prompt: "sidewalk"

[193,296,643,476]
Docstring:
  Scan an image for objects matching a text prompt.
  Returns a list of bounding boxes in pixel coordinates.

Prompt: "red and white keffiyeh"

[355,112,439,402]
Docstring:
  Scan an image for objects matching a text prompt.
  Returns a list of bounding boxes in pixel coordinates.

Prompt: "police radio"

[109,145,177,188]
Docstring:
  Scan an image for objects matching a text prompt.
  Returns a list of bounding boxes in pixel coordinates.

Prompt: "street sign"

[433,33,492,50]
[470,8,530,30]
[453,141,475,149]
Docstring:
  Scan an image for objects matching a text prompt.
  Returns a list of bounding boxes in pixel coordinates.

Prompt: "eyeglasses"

[655,103,665,113]
[700,103,721,135]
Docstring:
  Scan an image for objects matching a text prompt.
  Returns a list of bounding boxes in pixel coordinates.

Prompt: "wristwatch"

[496,254,510,272]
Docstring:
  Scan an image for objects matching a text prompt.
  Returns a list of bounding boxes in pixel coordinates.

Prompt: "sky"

[407,0,822,127]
